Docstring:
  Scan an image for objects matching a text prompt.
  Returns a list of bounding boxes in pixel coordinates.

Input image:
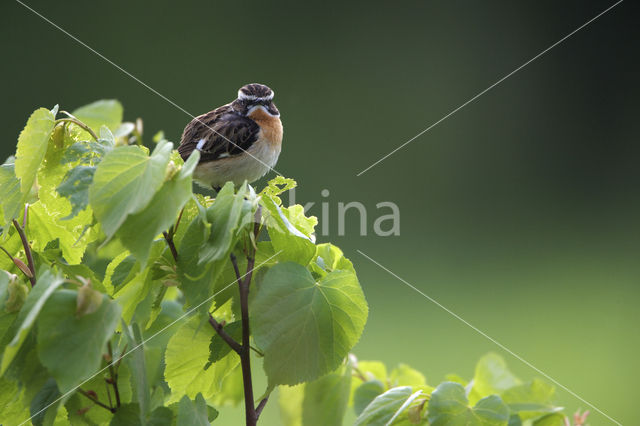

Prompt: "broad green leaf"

[532,413,566,426]
[469,353,521,404]
[205,320,242,368]
[428,382,510,426]
[279,384,305,426]
[28,201,86,264]
[353,386,413,426]
[0,269,64,375]
[56,165,95,219]
[198,182,247,265]
[0,272,20,350]
[0,161,26,225]
[164,317,241,405]
[177,393,210,426]
[0,377,30,425]
[89,141,173,239]
[30,377,61,426]
[36,289,121,393]
[261,195,316,265]
[252,262,368,385]
[389,364,426,388]
[15,107,56,194]
[123,322,150,421]
[501,379,561,421]
[148,406,174,425]
[302,362,352,426]
[116,150,198,265]
[72,99,123,134]
[109,403,140,426]
[353,380,386,416]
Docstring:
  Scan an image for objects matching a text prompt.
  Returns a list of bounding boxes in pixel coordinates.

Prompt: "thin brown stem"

[55,118,99,141]
[256,394,269,419]
[163,231,178,261]
[12,219,36,287]
[104,381,113,409]
[208,314,242,354]
[78,389,116,413]
[107,342,121,408]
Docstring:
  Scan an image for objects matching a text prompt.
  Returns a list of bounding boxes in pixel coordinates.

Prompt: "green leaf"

[353,380,386,416]
[252,262,367,386]
[15,107,56,194]
[30,377,61,426]
[501,379,561,421]
[353,386,415,426]
[532,413,567,426]
[389,364,426,388]
[116,150,198,265]
[28,201,86,265]
[110,403,140,426]
[279,384,305,426]
[302,362,352,426]
[36,289,121,393]
[148,406,174,426]
[0,377,29,425]
[469,353,521,404]
[198,182,246,265]
[205,320,242,368]
[0,161,26,225]
[89,141,173,239]
[427,382,510,426]
[0,269,64,375]
[123,322,150,421]
[164,317,241,405]
[177,393,211,426]
[261,195,316,265]
[56,165,95,219]
[72,99,123,134]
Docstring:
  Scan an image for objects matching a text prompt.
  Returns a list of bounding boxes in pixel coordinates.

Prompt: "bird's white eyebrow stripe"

[237,91,274,102]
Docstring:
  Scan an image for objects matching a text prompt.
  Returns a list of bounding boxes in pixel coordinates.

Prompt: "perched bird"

[178,83,283,190]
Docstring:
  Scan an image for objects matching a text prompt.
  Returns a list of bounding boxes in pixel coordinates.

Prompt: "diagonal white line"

[357,249,622,425]
[14,0,284,178]
[20,250,282,426]
[356,0,624,176]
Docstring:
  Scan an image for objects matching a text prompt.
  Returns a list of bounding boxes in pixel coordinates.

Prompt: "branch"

[163,231,178,261]
[208,314,242,354]
[256,394,269,419]
[12,218,36,287]
[106,342,121,408]
[78,389,116,413]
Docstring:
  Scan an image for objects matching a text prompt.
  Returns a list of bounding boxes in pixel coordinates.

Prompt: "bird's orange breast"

[248,108,283,147]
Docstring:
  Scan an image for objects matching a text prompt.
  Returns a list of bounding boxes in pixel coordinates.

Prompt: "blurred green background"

[2,0,638,424]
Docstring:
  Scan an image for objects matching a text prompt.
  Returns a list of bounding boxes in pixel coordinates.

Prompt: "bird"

[178,83,283,190]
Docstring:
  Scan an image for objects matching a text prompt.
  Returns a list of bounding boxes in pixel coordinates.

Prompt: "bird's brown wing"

[178,106,260,163]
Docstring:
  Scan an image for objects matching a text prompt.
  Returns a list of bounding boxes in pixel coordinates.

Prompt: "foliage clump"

[0,101,578,425]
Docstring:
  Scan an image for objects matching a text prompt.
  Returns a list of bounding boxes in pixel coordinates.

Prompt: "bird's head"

[232,83,280,118]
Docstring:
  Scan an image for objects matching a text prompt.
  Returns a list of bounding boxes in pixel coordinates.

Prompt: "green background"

[1,0,638,424]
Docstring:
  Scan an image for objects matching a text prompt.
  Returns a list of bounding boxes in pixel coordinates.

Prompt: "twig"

[12,219,36,287]
[256,395,269,419]
[104,381,113,409]
[55,117,99,141]
[78,389,116,413]
[163,231,178,261]
[208,314,242,354]
[106,342,121,408]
